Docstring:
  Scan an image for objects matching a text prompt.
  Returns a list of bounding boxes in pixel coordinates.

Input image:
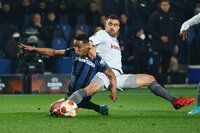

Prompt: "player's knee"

[147,74,156,84]
[84,82,101,96]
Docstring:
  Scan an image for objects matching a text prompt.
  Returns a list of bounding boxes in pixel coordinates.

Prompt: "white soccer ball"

[60,100,78,118]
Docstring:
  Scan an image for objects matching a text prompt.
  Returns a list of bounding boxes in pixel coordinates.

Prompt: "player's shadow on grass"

[74,110,193,119]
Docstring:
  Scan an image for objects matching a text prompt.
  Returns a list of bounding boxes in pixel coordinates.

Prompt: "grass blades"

[0,87,199,133]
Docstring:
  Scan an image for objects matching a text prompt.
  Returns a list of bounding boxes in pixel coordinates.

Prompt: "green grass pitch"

[0,87,200,133]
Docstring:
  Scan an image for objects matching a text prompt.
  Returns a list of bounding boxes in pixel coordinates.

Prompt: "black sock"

[84,102,100,112]
[149,81,177,102]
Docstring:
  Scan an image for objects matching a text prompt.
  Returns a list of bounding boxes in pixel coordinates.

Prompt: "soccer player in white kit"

[90,15,195,110]
[180,13,200,114]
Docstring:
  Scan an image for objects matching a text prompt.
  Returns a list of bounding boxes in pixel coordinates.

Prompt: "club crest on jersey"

[99,59,106,67]
[75,57,95,67]
[111,44,121,51]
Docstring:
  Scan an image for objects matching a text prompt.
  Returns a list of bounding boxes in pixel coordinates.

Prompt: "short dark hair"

[106,15,120,21]
[75,34,89,43]
[160,0,170,4]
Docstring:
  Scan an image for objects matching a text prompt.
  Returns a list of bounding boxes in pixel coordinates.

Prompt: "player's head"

[73,34,90,56]
[105,15,120,38]
[159,0,170,13]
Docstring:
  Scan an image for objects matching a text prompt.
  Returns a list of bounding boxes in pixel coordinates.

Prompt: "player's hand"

[18,43,35,51]
[179,30,187,40]
[109,91,117,102]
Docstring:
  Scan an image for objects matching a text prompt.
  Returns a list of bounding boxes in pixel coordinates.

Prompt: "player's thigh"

[84,81,102,96]
[116,74,137,88]
[92,72,110,90]
[136,74,155,87]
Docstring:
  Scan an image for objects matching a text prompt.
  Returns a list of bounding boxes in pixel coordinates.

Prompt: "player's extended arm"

[104,68,117,102]
[180,12,200,40]
[18,43,65,57]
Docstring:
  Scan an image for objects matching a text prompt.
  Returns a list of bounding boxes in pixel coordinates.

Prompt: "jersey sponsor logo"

[75,57,95,68]
[111,44,121,51]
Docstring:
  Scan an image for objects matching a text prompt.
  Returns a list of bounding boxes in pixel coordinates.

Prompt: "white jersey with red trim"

[89,30,123,73]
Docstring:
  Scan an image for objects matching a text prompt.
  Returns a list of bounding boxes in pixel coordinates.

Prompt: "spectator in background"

[102,0,119,16]
[119,0,137,24]
[47,0,58,11]
[120,41,135,74]
[44,11,60,47]
[133,28,152,73]
[147,0,179,86]
[34,0,48,22]
[3,31,20,73]
[85,1,101,33]
[97,15,106,29]
[118,13,134,47]
[56,1,69,16]
[0,2,14,25]
[15,0,34,30]
[23,13,46,45]
[118,13,135,73]
[136,0,157,24]
[0,2,17,46]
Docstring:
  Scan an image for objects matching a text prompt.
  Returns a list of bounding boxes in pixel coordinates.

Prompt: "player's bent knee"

[137,74,156,86]
[84,82,101,96]
[148,75,156,83]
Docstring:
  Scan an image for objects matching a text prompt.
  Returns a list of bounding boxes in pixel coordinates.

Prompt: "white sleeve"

[180,13,200,31]
[89,30,104,46]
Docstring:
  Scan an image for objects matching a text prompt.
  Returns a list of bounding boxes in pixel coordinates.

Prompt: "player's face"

[105,19,120,37]
[73,40,90,56]
[160,1,170,13]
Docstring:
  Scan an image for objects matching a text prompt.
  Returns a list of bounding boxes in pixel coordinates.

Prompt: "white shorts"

[92,69,137,90]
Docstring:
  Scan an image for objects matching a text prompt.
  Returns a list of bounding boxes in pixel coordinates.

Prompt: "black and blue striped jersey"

[65,47,109,91]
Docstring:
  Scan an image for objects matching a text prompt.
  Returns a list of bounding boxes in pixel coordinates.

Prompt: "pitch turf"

[0,87,200,133]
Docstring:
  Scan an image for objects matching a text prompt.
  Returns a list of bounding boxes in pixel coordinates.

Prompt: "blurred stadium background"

[0,0,199,94]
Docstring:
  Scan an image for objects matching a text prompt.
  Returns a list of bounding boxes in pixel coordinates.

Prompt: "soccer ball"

[60,100,78,118]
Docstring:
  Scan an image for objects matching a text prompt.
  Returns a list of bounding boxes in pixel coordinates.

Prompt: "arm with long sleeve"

[180,13,200,40]
[180,13,200,31]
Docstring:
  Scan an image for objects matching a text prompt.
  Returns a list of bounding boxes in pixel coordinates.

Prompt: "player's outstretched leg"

[148,80,195,110]
[172,96,195,110]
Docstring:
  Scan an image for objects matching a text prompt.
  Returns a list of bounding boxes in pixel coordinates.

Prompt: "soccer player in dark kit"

[19,34,117,116]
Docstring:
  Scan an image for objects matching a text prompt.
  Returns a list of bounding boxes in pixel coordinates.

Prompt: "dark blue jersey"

[65,47,109,91]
